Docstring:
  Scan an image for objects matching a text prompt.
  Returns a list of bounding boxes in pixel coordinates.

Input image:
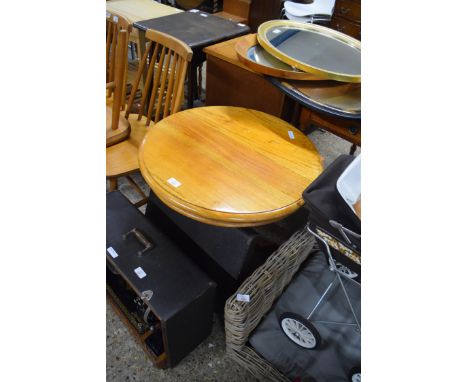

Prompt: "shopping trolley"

[279,154,361,382]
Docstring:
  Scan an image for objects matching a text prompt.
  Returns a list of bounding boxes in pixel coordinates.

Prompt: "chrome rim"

[351,373,361,382]
[281,317,316,348]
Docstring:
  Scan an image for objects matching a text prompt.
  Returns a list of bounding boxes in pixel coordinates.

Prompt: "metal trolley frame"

[278,155,361,382]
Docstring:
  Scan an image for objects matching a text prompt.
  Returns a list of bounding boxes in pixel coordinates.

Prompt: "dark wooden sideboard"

[174,0,361,39]
[248,0,283,31]
[330,0,361,40]
[246,0,361,38]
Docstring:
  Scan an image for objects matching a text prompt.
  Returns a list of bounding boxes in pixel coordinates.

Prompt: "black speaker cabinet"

[106,191,216,368]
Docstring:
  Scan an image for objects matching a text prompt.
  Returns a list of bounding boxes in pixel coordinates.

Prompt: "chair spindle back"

[125,29,193,125]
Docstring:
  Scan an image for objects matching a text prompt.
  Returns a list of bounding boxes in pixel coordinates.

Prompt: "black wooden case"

[106,191,216,368]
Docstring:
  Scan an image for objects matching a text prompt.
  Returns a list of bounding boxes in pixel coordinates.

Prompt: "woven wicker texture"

[224,227,317,381]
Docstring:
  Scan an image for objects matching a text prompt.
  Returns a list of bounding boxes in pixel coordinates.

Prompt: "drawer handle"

[340,7,350,15]
[123,228,153,256]
[336,24,345,32]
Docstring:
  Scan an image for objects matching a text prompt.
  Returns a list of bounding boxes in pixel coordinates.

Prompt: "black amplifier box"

[106,191,216,368]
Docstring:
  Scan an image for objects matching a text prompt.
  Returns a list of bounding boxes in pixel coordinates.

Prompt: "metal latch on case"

[141,290,154,301]
[141,290,154,324]
[122,228,153,256]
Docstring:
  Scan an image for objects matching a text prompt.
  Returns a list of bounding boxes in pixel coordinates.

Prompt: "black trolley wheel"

[348,366,361,382]
[279,312,322,349]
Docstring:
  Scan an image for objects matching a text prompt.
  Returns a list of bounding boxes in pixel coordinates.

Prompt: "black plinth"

[145,191,309,310]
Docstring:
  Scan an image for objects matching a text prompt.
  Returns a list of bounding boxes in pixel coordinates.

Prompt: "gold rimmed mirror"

[235,34,323,80]
[257,20,361,83]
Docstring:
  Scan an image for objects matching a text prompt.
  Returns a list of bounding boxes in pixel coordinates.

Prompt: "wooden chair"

[106,12,132,146]
[107,29,193,206]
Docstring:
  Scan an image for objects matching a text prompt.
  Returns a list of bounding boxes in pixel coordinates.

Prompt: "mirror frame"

[257,20,361,83]
[235,34,323,80]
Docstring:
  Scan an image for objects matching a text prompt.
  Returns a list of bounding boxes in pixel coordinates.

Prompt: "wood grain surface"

[106,22,131,145]
[106,0,181,24]
[107,114,154,178]
[107,29,192,180]
[138,106,323,227]
[125,29,193,125]
[107,0,181,44]
[204,35,254,71]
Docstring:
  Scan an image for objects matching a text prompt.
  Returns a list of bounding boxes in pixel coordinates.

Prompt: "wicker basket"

[224,227,317,381]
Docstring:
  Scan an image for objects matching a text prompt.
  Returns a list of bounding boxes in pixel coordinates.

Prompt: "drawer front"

[333,0,361,23]
[330,16,361,40]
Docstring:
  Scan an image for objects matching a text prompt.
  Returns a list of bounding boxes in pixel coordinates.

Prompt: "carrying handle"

[122,228,153,256]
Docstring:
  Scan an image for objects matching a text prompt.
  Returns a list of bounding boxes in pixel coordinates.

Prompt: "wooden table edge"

[139,154,306,227]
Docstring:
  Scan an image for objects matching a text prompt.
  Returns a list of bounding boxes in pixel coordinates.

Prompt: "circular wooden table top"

[138,106,323,227]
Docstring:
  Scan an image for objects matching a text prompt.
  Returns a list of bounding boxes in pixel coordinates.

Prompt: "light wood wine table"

[106,0,181,51]
[138,106,323,227]
[106,0,181,24]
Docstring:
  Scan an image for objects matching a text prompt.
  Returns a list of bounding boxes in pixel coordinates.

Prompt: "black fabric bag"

[302,155,361,275]
[303,155,360,235]
[249,253,361,381]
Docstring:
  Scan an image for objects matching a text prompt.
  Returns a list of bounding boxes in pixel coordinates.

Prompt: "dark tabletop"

[134,10,250,50]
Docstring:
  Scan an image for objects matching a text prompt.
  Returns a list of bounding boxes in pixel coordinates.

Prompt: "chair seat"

[106,114,154,178]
